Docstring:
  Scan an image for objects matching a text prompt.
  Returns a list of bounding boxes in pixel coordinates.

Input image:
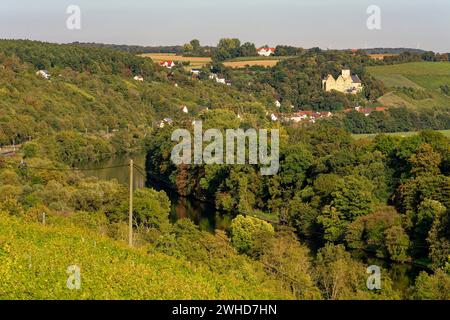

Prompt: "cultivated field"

[223,60,280,68]
[141,53,291,69]
[141,53,211,69]
[369,53,400,60]
[367,62,450,108]
[222,56,294,69]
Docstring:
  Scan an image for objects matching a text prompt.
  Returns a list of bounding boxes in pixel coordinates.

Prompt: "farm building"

[133,75,144,82]
[209,73,227,84]
[160,61,176,69]
[257,47,276,56]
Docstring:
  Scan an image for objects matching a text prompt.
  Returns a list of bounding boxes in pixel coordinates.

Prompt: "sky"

[1,0,449,52]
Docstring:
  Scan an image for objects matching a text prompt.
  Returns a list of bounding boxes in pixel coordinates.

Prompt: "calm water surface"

[79,153,229,232]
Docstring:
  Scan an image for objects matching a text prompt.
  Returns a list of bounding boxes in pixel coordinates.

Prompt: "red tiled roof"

[258,47,275,52]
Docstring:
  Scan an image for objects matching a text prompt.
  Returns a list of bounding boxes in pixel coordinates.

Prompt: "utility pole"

[128,159,134,247]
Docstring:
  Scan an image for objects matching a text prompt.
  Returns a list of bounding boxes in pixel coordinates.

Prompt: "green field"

[367,62,450,108]
[352,129,450,140]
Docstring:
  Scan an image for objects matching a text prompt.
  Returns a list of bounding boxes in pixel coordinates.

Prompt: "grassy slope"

[0,214,291,300]
[352,129,450,140]
[367,62,450,108]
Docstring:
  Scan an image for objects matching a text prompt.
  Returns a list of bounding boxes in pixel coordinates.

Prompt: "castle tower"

[342,69,351,78]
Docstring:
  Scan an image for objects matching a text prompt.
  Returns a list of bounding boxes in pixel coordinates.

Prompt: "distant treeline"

[71,42,184,54]
[362,48,427,55]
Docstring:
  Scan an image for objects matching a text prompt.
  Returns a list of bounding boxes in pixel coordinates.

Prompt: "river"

[79,153,425,295]
[79,153,230,232]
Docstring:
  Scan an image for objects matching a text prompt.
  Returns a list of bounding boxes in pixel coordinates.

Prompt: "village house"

[322,69,363,94]
[257,47,276,57]
[270,113,278,121]
[133,75,144,82]
[344,106,387,116]
[289,111,333,123]
[36,70,50,79]
[160,61,175,69]
[182,105,189,113]
[209,73,227,84]
[274,100,281,108]
[190,69,201,77]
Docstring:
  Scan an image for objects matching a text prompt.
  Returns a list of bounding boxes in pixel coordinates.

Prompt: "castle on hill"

[322,69,363,94]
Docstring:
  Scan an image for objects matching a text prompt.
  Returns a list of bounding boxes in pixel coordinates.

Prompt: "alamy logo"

[171,121,279,175]
[367,5,381,30]
[66,265,81,290]
[66,5,81,30]
[366,265,381,290]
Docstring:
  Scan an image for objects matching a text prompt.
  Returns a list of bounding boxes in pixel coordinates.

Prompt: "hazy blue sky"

[1,0,449,51]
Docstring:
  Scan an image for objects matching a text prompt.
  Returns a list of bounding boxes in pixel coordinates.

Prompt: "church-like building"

[322,69,363,94]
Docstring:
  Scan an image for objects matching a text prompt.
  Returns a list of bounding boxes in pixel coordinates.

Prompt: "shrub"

[229,215,274,255]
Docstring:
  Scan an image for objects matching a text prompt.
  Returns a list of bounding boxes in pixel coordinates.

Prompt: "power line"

[134,164,146,173]
[134,167,147,179]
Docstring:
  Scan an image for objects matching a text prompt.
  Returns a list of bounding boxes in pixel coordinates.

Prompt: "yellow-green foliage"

[0,213,292,300]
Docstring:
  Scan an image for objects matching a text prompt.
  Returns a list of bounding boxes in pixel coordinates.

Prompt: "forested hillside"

[0,40,449,300]
[146,119,450,276]
[0,40,270,158]
[220,49,386,110]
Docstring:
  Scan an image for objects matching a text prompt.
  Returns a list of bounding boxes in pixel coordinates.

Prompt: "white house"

[270,113,278,121]
[160,61,175,69]
[36,70,50,79]
[209,73,227,84]
[190,69,201,76]
[275,100,281,108]
[257,47,276,57]
[182,105,189,113]
[133,75,144,82]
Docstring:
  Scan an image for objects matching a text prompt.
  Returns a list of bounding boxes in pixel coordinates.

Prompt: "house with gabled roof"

[160,61,176,69]
[257,47,276,57]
